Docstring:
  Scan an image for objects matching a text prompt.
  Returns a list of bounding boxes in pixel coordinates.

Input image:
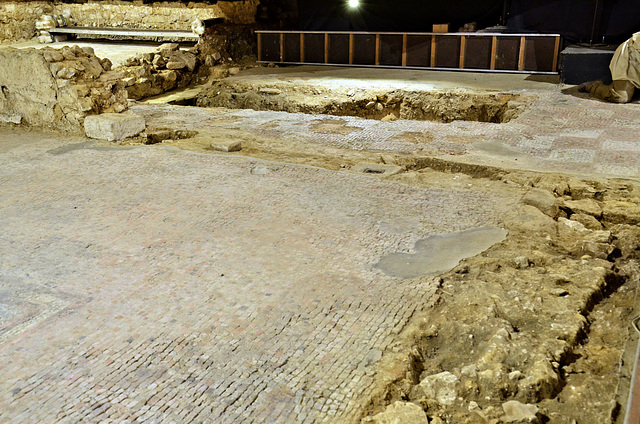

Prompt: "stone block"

[84,112,145,141]
[602,200,640,225]
[570,213,603,230]
[137,52,154,63]
[56,67,77,80]
[169,51,197,71]
[381,113,398,122]
[100,58,112,71]
[361,401,428,424]
[211,140,242,152]
[42,49,64,62]
[81,46,95,56]
[166,61,186,70]
[411,371,460,406]
[123,56,140,67]
[61,47,76,61]
[152,54,165,68]
[501,400,540,423]
[158,43,179,58]
[38,34,53,44]
[82,56,105,79]
[562,198,602,217]
[522,188,559,218]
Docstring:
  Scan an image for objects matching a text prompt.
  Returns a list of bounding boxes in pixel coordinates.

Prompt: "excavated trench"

[194,81,526,124]
[357,171,640,424]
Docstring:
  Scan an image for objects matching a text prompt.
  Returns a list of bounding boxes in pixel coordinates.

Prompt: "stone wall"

[0,46,128,132]
[0,0,259,43]
[0,1,53,43]
[117,42,203,100]
[52,0,258,30]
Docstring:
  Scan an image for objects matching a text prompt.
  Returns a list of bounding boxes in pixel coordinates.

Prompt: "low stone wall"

[0,1,53,43]
[117,43,203,100]
[116,26,257,101]
[0,45,128,132]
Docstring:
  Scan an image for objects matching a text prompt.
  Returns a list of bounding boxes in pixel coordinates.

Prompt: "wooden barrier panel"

[256,31,562,74]
[495,36,520,71]
[353,34,376,65]
[405,35,431,68]
[464,36,492,70]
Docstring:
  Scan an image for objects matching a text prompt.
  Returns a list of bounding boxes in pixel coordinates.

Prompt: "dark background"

[291,0,640,44]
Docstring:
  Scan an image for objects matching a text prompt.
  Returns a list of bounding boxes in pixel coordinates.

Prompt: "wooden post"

[518,36,526,71]
[459,35,466,68]
[257,32,262,62]
[324,33,329,64]
[430,35,436,67]
[490,35,497,70]
[375,33,380,65]
[402,34,407,67]
[300,33,305,62]
[552,35,561,72]
[349,33,354,65]
[280,33,284,62]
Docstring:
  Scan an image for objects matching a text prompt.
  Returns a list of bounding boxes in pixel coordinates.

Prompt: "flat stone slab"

[84,111,145,141]
[211,140,242,152]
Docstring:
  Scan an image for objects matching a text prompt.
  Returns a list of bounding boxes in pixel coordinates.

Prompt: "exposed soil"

[195,80,527,123]
[357,170,640,424]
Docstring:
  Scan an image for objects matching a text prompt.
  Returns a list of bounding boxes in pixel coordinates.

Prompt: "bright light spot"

[348,0,360,8]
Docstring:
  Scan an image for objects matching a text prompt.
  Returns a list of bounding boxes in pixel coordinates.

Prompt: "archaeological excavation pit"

[3,0,640,422]
[193,80,525,124]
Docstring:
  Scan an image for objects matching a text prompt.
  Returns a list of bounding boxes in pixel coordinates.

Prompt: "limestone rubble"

[0,45,127,132]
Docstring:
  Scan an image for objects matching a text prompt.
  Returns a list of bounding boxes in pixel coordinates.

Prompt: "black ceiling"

[295,0,640,44]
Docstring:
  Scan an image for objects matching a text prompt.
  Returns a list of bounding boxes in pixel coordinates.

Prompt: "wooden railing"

[256,31,562,74]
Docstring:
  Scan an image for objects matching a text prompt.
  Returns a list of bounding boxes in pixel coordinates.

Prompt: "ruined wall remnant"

[0,1,53,43]
[0,0,258,43]
[0,46,127,132]
[51,1,258,31]
[198,23,256,62]
[117,43,204,100]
